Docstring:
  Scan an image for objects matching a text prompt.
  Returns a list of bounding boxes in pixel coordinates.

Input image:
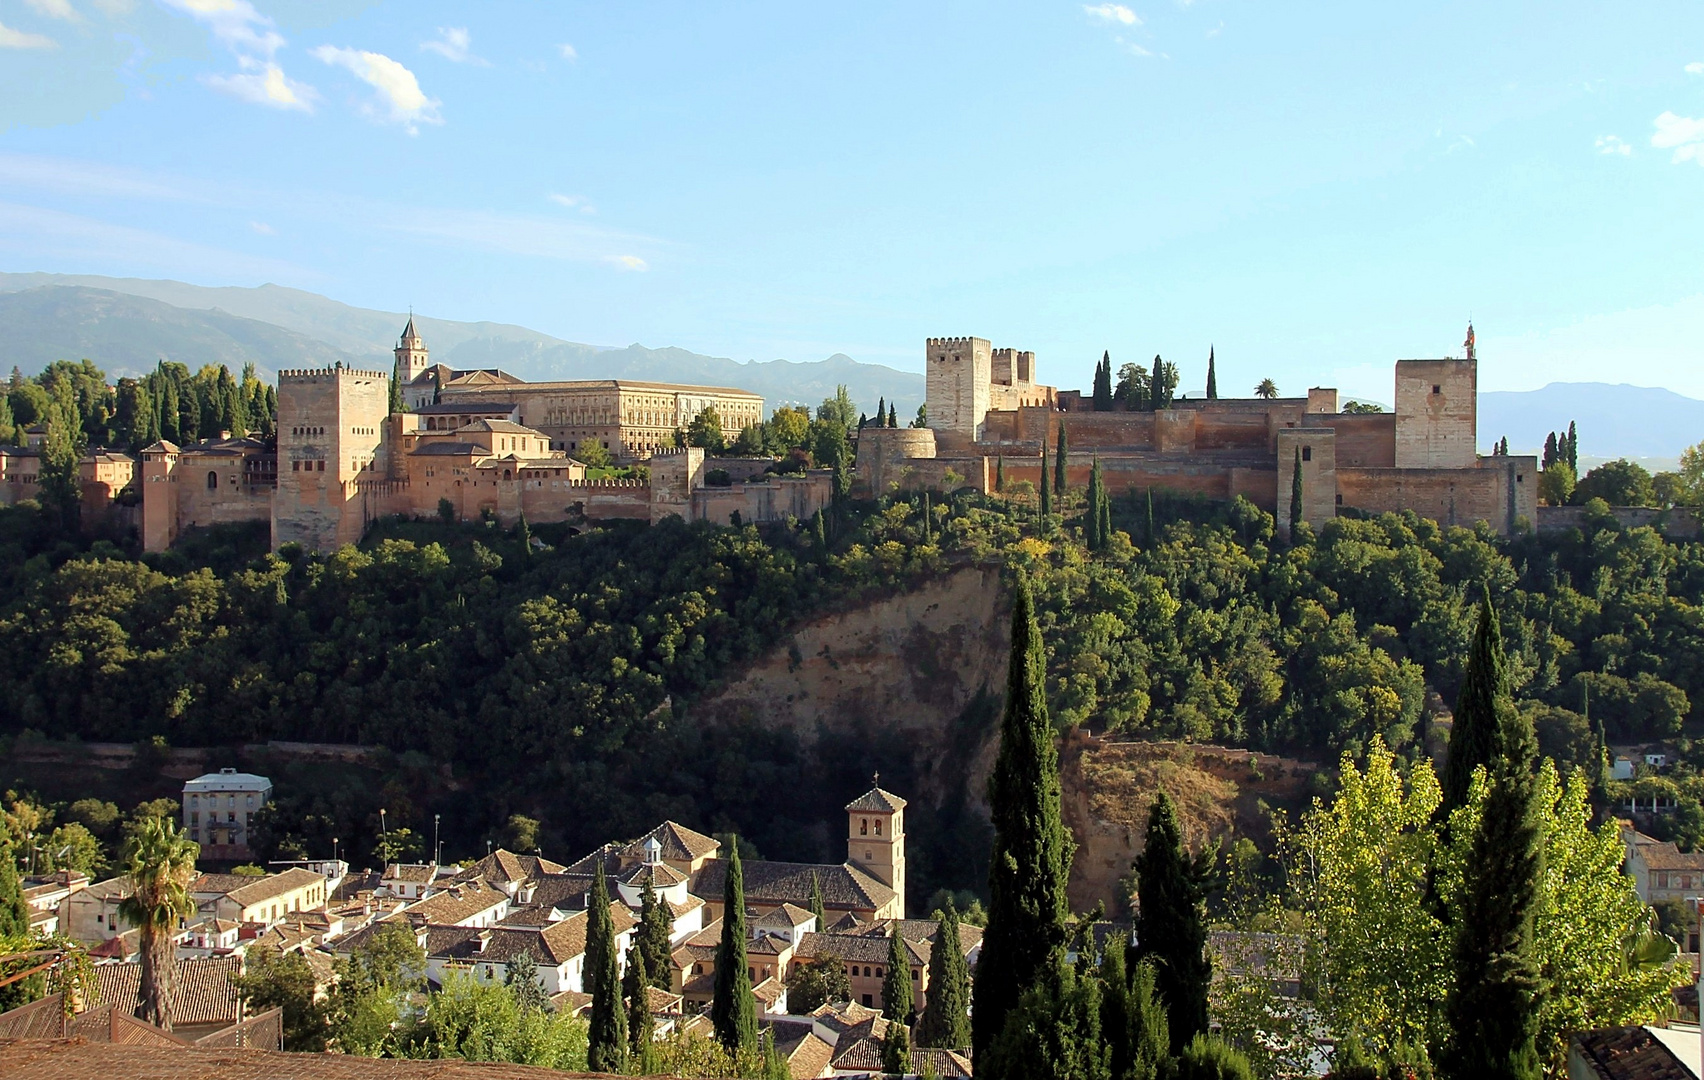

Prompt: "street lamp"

[332,837,339,866]
[434,814,441,867]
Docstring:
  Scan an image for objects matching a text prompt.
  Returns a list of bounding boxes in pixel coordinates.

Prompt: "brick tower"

[272,365,390,553]
[846,780,907,916]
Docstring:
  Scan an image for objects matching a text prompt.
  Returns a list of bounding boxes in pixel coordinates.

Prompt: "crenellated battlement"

[277,366,390,381]
[926,337,979,349]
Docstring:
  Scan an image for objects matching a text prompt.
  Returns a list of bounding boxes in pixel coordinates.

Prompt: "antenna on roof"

[872,772,880,789]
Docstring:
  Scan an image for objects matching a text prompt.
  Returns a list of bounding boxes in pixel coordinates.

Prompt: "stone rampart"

[1536,505,1703,539]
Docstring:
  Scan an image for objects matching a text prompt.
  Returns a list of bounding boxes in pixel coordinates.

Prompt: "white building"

[182,768,273,856]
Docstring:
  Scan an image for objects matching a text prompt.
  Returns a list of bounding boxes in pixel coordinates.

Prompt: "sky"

[2,1,1703,404]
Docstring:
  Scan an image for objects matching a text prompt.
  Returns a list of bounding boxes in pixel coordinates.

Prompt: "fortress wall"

[690,473,833,526]
[1277,428,1337,536]
[1228,467,1277,511]
[1339,466,1504,532]
[855,427,937,496]
[1193,411,1272,451]
[1319,413,1397,467]
[1056,412,1158,450]
[174,467,273,530]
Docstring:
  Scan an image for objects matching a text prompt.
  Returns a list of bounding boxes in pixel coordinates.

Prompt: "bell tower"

[846,778,907,916]
[395,315,429,385]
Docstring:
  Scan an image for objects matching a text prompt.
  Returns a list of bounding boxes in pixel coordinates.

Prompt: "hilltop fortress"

[857,329,1538,535]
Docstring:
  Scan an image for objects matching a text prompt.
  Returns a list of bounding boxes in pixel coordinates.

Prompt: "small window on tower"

[860,818,868,836]
[1301,447,1312,462]
[1432,385,1441,395]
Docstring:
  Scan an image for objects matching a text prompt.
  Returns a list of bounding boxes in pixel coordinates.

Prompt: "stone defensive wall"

[1338,457,1533,533]
[693,472,835,526]
[1536,505,1703,539]
[997,456,1277,508]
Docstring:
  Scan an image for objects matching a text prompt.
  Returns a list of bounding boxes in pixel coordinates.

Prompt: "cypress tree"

[1442,589,1513,814]
[159,378,181,444]
[1567,420,1578,473]
[1098,472,1112,551]
[762,1028,791,1080]
[1441,596,1545,1080]
[921,493,933,545]
[712,843,758,1054]
[389,356,405,416]
[1542,432,1557,469]
[1145,487,1156,549]
[917,901,971,1050]
[1205,346,1218,400]
[624,940,655,1061]
[813,508,828,553]
[809,870,826,929]
[1093,353,1114,412]
[1587,683,1612,817]
[1131,792,1211,1055]
[882,1012,913,1076]
[1056,425,1069,496]
[1102,937,1171,1080]
[877,397,885,428]
[516,512,531,558]
[860,413,869,430]
[1288,447,1304,536]
[889,404,897,428]
[882,929,914,1023]
[1039,445,1052,517]
[1085,461,1103,550]
[585,862,627,1073]
[972,570,1073,1056]
[638,878,673,990]
[996,456,1005,493]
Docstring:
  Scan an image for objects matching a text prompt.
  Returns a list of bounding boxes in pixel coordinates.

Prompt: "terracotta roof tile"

[90,955,242,1026]
[0,1038,622,1078]
[1570,1025,1695,1080]
[690,860,894,913]
[844,787,908,813]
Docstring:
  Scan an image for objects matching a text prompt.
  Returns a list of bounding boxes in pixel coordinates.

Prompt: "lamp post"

[434,814,441,867]
[379,809,388,863]
[332,837,339,867]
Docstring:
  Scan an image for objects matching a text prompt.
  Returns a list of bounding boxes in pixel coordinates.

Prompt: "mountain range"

[1,272,1700,461]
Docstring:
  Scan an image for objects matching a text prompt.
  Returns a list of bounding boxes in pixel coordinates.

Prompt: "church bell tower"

[395,316,429,385]
[846,778,907,916]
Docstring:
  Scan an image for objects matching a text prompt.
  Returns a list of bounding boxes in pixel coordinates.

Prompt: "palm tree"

[118,816,199,1030]
[1254,378,1279,400]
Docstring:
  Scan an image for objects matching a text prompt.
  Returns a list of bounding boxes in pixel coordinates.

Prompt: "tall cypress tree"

[159,378,181,444]
[1567,420,1578,473]
[638,878,673,990]
[389,356,405,416]
[1102,936,1171,1080]
[888,403,897,428]
[882,930,914,1023]
[1056,425,1069,496]
[712,843,758,1054]
[996,456,1005,494]
[883,1011,913,1076]
[1289,447,1304,537]
[624,941,656,1062]
[1085,460,1105,551]
[1093,353,1114,412]
[1131,792,1211,1055]
[1441,597,1545,1080]
[917,901,971,1050]
[809,871,826,929]
[1098,471,1112,550]
[1144,487,1156,549]
[921,493,933,545]
[585,863,627,1073]
[1586,683,1612,817]
[1442,589,1512,814]
[972,570,1073,1056]
[1542,432,1558,469]
[877,397,886,428]
[1039,445,1052,517]
[1205,346,1218,400]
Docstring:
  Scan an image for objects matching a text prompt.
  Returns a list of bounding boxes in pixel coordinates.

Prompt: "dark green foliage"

[979,962,1111,1080]
[504,950,551,1013]
[1442,589,1513,814]
[1093,353,1114,412]
[624,940,654,1058]
[1174,1035,1256,1080]
[1289,447,1303,536]
[1205,347,1217,400]
[883,1014,913,1076]
[1441,598,1545,1080]
[1040,446,1052,517]
[809,870,826,928]
[1150,356,1176,410]
[763,1027,791,1080]
[585,863,626,1073]
[388,358,404,417]
[1056,425,1068,495]
[1086,461,1108,551]
[233,948,328,1051]
[973,571,1074,1056]
[712,842,758,1054]
[888,403,897,428]
[638,879,674,991]
[1574,459,1656,507]
[882,929,913,1022]
[917,901,971,1050]
[785,952,851,1014]
[1567,421,1578,473]
[0,845,27,937]
[1101,941,1170,1080]
[997,456,1005,493]
[1144,488,1155,548]
[1131,793,1211,1054]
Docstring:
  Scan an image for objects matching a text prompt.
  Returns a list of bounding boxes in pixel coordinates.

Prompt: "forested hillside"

[3,484,1700,901]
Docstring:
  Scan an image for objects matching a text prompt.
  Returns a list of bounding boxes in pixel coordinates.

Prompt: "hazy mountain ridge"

[1479,382,1704,462]
[0,274,925,418]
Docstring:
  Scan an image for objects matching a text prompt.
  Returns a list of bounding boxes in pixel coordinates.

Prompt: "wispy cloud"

[1653,111,1704,165]
[160,0,285,58]
[312,46,441,133]
[548,193,596,214]
[1596,135,1631,157]
[0,200,309,280]
[1687,61,1703,76]
[22,0,79,20]
[421,26,485,65]
[205,61,316,111]
[250,220,275,235]
[608,255,648,272]
[1084,3,1140,25]
[0,21,58,48]
[557,43,577,61]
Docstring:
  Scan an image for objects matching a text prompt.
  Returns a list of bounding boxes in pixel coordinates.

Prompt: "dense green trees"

[1093,353,1114,411]
[916,901,971,1050]
[712,842,757,1055]
[973,570,1073,1056]
[1131,793,1210,1054]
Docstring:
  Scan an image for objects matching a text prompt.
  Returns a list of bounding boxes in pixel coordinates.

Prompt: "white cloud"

[22,0,79,20]
[1084,3,1140,25]
[1687,62,1704,75]
[608,255,648,271]
[0,21,58,48]
[421,26,485,65]
[548,193,596,214]
[1653,111,1704,164]
[312,46,441,133]
[1596,135,1631,157]
[160,0,285,58]
[204,63,315,111]
[250,220,275,234]
[557,42,577,60]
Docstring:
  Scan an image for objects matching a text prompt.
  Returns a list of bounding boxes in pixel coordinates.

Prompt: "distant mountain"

[0,274,925,419]
[1479,383,1704,462]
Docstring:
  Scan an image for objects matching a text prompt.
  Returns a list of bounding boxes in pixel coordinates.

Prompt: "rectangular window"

[1301,446,1312,462]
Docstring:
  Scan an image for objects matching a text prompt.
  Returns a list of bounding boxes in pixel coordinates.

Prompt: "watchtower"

[272,365,390,553]
[1394,326,1478,469]
[925,337,992,441]
[395,316,430,386]
[846,780,907,915]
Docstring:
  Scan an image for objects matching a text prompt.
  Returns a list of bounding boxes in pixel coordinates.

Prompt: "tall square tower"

[1394,359,1477,469]
[273,365,390,553]
[925,337,992,441]
[846,784,907,916]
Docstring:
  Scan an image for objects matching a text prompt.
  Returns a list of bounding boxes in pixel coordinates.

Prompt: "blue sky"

[2,1,1703,404]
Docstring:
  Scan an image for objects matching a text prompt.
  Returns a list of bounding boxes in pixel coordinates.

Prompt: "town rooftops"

[454,849,568,886]
[443,378,762,398]
[411,402,518,416]
[411,441,483,457]
[401,880,507,925]
[220,867,324,909]
[845,786,907,813]
[91,955,243,1026]
[383,863,439,884]
[628,821,720,863]
[691,858,895,913]
[753,903,815,933]
[617,862,686,889]
[1634,841,1704,872]
[182,769,272,793]
[426,903,636,967]
[1570,1024,1698,1080]
[794,930,930,967]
